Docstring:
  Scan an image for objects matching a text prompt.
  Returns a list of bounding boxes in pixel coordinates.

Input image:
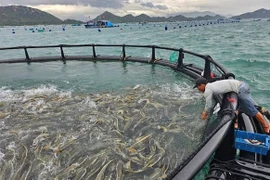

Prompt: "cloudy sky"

[1,0,270,21]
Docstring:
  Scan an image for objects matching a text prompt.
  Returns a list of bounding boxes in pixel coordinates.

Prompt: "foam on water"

[0,84,72,102]
[153,82,202,101]
[0,150,4,161]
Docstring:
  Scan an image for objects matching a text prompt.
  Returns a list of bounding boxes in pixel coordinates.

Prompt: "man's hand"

[201,111,208,120]
[263,124,270,134]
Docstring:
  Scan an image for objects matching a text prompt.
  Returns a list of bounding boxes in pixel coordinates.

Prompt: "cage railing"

[0,44,234,80]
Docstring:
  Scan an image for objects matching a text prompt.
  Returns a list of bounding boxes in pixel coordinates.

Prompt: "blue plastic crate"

[234,130,270,155]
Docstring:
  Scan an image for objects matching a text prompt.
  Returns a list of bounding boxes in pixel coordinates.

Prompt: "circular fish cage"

[0,44,269,180]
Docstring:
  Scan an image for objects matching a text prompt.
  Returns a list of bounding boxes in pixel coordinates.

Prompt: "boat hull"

[84,25,114,28]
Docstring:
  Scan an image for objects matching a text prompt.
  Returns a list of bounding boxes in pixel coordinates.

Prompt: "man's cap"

[193,77,208,89]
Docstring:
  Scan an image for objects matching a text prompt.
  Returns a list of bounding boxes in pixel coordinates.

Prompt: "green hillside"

[0,5,63,26]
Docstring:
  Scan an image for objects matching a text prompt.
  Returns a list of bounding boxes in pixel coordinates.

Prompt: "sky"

[1,0,270,21]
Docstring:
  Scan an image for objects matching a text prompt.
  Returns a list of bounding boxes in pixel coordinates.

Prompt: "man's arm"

[202,89,214,120]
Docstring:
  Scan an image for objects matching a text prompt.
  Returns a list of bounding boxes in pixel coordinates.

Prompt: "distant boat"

[71,24,81,26]
[84,20,114,28]
[253,19,261,21]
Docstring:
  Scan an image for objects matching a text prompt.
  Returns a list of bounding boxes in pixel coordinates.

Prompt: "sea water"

[0,20,270,179]
[1,21,269,108]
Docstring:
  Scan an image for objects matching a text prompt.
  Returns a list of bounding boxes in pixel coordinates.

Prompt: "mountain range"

[93,11,224,23]
[0,5,270,26]
[231,8,270,19]
[0,6,84,26]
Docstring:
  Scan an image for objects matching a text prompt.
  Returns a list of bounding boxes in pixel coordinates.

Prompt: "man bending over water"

[193,77,270,134]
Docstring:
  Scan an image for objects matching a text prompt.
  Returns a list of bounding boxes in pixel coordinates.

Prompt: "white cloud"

[29,4,98,21]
